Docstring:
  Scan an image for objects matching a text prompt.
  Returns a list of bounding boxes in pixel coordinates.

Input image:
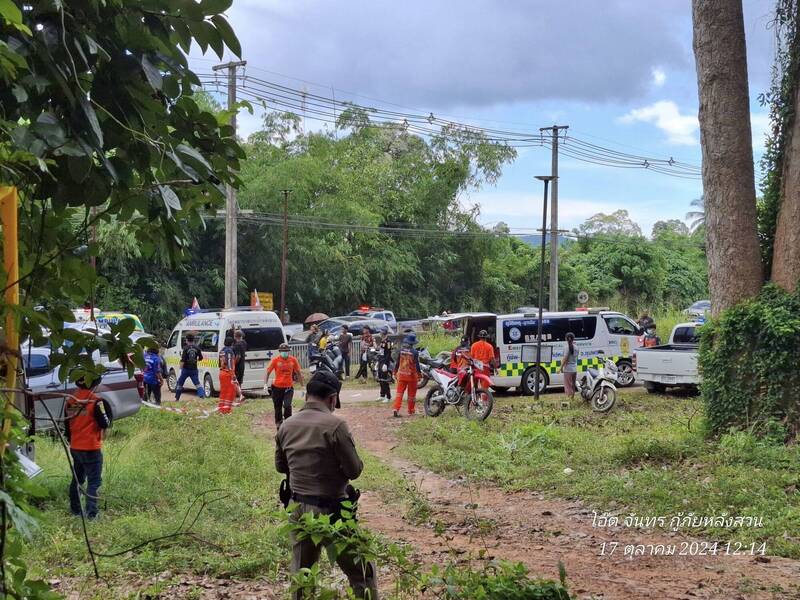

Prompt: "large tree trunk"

[692,0,763,315]
[772,76,800,291]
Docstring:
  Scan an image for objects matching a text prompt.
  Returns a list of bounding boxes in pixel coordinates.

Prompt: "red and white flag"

[191,297,200,310]
[251,289,262,308]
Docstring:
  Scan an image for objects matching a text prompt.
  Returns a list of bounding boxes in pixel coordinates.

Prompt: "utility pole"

[534,176,554,402]
[280,189,291,324]
[540,124,568,311]
[213,59,246,309]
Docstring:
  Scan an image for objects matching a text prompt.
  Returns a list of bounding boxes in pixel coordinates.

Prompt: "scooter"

[576,352,618,412]
[424,358,494,421]
[310,342,344,379]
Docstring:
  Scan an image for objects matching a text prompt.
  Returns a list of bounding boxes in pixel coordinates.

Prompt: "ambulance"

[164,308,286,396]
[460,309,643,394]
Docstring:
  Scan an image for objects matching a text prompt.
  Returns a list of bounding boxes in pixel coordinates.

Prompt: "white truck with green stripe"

[461,309,644,395]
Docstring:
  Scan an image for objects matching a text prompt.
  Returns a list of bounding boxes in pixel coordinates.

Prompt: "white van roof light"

[587,307,611,314]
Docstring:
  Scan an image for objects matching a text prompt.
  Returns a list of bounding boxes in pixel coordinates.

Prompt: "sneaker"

[381,398,390,404]
[392,410,400,418]
[87,513,99,521]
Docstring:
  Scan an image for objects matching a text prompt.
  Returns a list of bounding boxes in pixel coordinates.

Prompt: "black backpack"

[182,345,200,369]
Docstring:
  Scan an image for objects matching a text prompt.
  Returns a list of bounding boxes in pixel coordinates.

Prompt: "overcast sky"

[193,0,777,236]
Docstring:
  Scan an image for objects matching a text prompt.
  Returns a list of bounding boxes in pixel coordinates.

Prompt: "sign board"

[258,292,274,310]
[577,291,589,305]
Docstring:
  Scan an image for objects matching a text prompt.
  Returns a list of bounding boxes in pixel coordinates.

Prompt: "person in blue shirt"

[143,346,164,405]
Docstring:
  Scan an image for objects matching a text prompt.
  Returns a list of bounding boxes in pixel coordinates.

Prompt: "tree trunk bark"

[692,0,763,314]
[772,69,800,291]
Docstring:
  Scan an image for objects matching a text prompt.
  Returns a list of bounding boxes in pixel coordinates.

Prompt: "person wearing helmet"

[392,332,420,417]
[265,343,304,427]
[376,328,393,403]
[470,330,496,376]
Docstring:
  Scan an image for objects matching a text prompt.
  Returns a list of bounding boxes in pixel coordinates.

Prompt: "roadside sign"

[258,292,273,310]
[577,291,589,305]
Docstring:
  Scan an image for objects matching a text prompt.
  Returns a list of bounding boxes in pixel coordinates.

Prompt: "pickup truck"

[22,343,144,434]
[633,322,701,393]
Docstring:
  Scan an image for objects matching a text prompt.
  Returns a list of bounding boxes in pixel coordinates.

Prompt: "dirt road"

[344,403,800,600]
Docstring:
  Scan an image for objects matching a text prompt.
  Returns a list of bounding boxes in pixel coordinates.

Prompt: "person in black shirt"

[175,333,205,401]
[232,329,247,390]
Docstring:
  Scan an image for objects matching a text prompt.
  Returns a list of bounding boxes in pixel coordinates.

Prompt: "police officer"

[275,370,378,599]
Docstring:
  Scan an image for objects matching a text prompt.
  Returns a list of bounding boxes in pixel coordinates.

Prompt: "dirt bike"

[424,358,494,421]
[576,353,618,412]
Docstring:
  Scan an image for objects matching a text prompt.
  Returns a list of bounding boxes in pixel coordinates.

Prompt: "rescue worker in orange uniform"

[265,343,304,427]
[218,336,237,414]
[470,330,496,376]
[449,336,470,373]
[393,333,421,418]
[66,377,110,520]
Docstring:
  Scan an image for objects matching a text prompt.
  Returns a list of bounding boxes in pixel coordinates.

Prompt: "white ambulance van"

[164,309,286,396]
[461,309,642,395]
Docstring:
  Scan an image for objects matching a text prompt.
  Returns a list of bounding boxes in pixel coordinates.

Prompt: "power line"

[197,72,702,179]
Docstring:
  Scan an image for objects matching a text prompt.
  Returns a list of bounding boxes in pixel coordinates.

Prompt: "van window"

[242,327,284,351]
[673,326,700,344]
[24,354,51,377]
[604,316,638,336]
[167,330,179,349]
[502,316,595,344]
[182,330,218,352]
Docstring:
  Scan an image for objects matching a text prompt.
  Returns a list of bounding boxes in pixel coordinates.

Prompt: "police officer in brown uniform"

[275,370,378,599]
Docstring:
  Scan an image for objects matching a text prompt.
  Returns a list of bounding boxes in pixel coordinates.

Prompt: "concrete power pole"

[541,125,568,311]
[280,189,291,324]
[213,60,246,309]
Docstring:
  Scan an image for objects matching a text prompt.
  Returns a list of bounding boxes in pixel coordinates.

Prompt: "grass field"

[21,399,429,597]
[397,390,800,559]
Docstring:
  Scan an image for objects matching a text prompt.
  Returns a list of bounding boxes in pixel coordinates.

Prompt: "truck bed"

[634,344,699,388]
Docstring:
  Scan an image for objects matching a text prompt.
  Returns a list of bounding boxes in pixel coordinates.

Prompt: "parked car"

[22,336,144,433]
[684,300,711,318]
[633,322,702,393]
[347,307,397,330]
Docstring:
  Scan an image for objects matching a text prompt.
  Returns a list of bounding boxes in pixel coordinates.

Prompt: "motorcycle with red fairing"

[424,357,494,421]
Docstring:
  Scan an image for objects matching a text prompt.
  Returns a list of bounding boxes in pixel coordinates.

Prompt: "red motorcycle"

[424,358,494,421]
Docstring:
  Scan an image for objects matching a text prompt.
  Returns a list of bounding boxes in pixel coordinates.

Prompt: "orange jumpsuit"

[218,347,236,414]
[470,339,495,374]
[393,347,420,414]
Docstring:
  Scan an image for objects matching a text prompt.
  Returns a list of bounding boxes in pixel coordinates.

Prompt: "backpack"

[182,345,200,369]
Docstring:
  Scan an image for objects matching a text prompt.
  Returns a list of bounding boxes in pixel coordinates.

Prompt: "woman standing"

[560,332,579,400]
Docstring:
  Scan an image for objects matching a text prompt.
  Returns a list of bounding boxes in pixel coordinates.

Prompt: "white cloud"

[750,112,771,151]
[619,100,699,146]
[652,67,666,87]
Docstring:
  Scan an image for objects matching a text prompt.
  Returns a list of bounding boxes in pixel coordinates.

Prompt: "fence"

[289,339,363,370]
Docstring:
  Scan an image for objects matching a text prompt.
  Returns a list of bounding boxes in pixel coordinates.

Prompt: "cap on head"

[279,342,290,351]
[478,329,489,339]
[404,332,417,346]
[307,370,342,408]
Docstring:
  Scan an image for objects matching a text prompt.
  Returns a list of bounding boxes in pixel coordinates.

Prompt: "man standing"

[232,330,247,397]
[393,333,420,418]
[275,371,378,599]
[376,327,393,403]
[354,326,374,381]
[218,336,237,414]
[470,330,496,376]
[265,343,304,427]
[338,325,353,379]
[143,346,164,405]
[175,333,205,401]
[66,377,110,520]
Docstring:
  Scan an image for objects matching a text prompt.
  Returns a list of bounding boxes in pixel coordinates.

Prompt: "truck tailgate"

[636,346,699,384]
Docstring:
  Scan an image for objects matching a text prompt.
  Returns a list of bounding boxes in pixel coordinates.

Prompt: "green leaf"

[210,15,241,58]
[0,0,24,28]
[80,97,103,147]
[11,83,27,102]
[176,143,213,173]
[0,491,38,540]
[201,0,233,15]
[68,155,92,183]
[159,185,182,216]
[141,55,163,91]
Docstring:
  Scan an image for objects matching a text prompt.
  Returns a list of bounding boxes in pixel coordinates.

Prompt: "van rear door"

[240,326,285,389]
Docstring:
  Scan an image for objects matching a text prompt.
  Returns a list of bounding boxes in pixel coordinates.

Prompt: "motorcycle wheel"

[424,387,445,417]
[591,387,616,412]
[418,374,430,389]
[465,387,494,421]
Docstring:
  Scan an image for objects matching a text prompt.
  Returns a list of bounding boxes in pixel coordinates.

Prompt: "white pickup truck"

[633,322,701,393]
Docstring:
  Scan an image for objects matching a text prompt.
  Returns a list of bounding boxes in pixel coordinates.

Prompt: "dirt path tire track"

[345,405,800,600]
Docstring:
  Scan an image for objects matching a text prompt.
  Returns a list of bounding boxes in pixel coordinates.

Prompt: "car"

[633,322,702,393]
[22,328,144,434]
[684,300,711,318]
[347,307,397,330]
[291,317,392,343]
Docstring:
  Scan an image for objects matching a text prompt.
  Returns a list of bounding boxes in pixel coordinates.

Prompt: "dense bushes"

[699,284,800,439]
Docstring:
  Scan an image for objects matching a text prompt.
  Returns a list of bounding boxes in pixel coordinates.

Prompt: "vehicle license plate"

[662,375,677,384]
